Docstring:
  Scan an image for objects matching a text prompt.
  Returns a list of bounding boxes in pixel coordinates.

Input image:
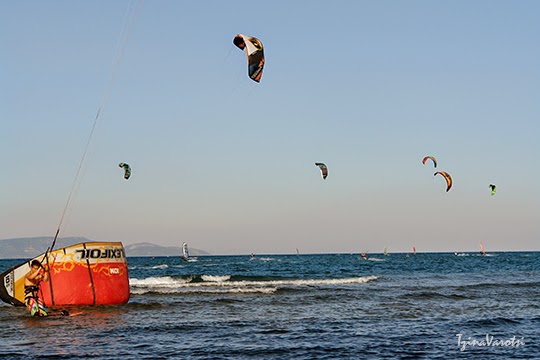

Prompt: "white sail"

[182,242,189,261]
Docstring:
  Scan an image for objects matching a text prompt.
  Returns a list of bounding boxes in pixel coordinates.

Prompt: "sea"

[1,252,538,359]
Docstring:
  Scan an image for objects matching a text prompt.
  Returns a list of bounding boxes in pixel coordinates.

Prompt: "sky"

[1,1,539,255]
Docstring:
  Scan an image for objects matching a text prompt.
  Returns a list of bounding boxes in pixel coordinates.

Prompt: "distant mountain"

[0,237,210,259]
[0,237,91,259]
[124,242,210,257]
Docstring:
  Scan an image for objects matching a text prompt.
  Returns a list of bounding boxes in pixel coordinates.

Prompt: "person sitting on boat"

[24,260,49,316]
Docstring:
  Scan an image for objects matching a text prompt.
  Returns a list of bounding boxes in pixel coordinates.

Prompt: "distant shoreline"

[0,237,210,260]
[1,237,537,259]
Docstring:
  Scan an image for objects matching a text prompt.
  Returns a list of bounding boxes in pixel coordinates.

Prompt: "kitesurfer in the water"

[24,260,49,316]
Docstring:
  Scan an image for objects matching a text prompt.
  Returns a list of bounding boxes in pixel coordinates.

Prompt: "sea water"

[1,252,539,359]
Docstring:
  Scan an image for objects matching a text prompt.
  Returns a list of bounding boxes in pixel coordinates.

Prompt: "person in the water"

[24,260,49,316]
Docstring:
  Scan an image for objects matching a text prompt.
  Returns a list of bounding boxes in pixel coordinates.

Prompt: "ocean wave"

[129,275,378,295]
[130,276,192,287]
[201,275,232,282]
[464,317,522,327]
[151,264,169,269]
[255,257,280,262]
[405,291,470,300]
[128,264,170,270]
[130,287,278,295]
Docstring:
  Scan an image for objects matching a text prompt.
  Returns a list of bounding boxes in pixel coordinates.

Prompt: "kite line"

[46,0,143,256]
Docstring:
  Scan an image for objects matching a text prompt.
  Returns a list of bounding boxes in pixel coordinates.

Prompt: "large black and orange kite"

[233,34,265,82]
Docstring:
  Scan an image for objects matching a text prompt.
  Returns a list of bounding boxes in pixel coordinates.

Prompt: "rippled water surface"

[1,252,539,359]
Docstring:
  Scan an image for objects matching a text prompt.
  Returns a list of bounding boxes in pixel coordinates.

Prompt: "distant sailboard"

[181,242,189,262]
[480,241,486,256]
[0,242,130,307]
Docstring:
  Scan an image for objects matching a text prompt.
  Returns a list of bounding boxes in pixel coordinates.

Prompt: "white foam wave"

[201,275,231,282]
[151,264,169,269]
[129,275,378,295]
[249,276,378,287]
[130,276,192,287]
[130,287,277,295]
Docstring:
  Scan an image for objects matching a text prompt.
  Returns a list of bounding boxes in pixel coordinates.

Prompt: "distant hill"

[124,242,210,257]
[0,237,210,259]
[0,237,90,259]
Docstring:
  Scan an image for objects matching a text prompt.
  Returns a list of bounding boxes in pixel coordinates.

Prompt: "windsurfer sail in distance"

[24,260,49,316]
[480,241,486,256]
[181,242,189,261]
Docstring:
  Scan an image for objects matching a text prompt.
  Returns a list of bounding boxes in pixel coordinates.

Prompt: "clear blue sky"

[2,1,539,254]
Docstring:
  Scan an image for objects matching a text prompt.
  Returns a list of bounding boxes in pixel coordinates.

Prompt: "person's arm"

[26,267,42,280]
[41,265,50,282]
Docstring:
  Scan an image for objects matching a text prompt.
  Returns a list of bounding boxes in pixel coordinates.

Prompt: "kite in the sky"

[315,163,328,180]
[489,184,497,196]
[422,156,437,168]
[119,163,131,180]
[434,171,452,192]
[233,34,265,82]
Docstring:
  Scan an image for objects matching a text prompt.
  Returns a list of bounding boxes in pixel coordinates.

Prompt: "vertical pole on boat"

[41,228,59,262]
[50,228,60,253]
[41,228,60,305]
